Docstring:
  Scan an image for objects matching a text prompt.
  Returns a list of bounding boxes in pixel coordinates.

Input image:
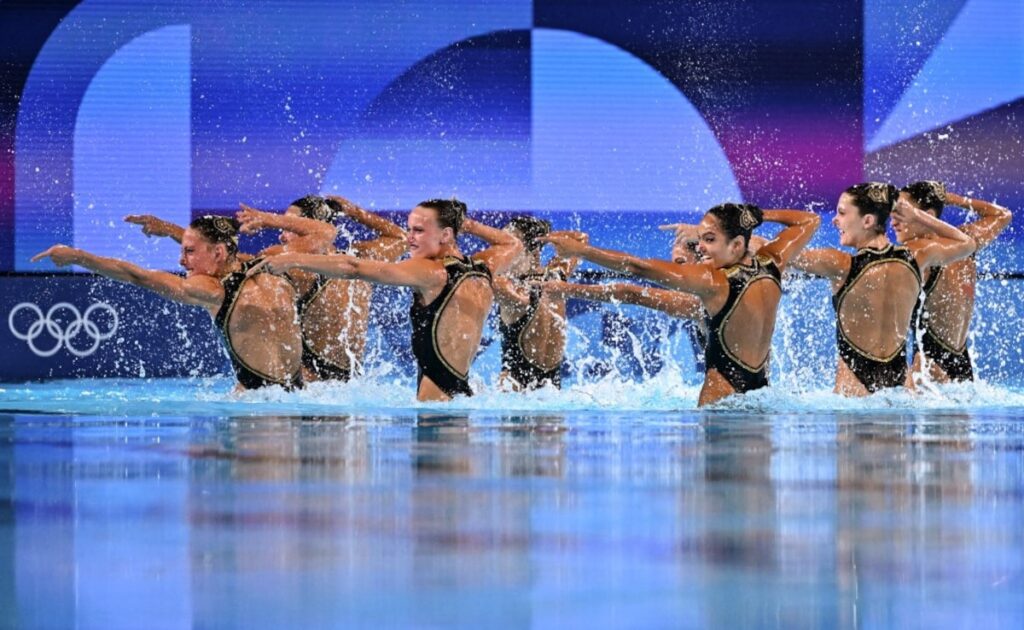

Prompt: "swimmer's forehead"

[408,206,437,227]
[697,214,721,236]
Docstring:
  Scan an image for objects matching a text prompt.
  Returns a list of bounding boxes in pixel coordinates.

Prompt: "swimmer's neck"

[430,244,464,261]
[851,233,890,251]
[215,258,243,279]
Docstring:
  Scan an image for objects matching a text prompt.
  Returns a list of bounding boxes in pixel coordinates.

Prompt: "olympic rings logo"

[8,302,119,358]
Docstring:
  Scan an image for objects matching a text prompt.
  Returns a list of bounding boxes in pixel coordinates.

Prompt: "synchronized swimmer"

[33,182,1012,406]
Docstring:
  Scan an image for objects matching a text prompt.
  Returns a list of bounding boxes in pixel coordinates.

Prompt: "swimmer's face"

[180,229,227,277]
[696,214,745,268]
[504,226,536,275]
[407,206,453,259]
[891,192,932,243]
[834,193,875,247]
[278,205,302,245]
[671,237,700,265]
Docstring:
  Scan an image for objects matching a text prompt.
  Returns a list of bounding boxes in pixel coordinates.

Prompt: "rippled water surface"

[1,378,1023,627]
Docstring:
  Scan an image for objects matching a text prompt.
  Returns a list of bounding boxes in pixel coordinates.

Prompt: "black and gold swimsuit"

[832,244,921,392]
[703,254,781,393]
[214,258,303,390]
[498,270,565,390]
[410,255,493,398]
[912,265,974,381]
[296,273,352,381]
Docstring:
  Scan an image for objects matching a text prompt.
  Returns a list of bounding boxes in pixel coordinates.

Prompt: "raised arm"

[256,251,444,293]
[327,195,406,239]
[756,209,821,270]
[946,191,1012,250]
[545,280,702,319]
[31,245,222,307]
[893,198,977,268]
[464,218,524,276]
[124,215,185,243]
[538,234,721,300]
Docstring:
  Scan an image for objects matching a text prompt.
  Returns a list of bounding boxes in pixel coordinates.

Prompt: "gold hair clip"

[738,206,758,230]
[866,183,889,204]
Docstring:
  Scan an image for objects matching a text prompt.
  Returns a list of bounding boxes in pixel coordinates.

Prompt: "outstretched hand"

[537,233,589,258]
[31,245,79,266]
[236,203,273,234]
[124,214,177,238]
[891,197,922,226]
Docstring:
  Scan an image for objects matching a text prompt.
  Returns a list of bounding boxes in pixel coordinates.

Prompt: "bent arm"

[327,195,406,239]
[757,209,821,270]
[947,192,1012,250]
[237,204,336,254]
[900,203,977,268]
[465,218,524,276]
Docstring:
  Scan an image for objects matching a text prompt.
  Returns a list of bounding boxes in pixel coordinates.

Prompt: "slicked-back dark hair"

[844,182,898,234]
[706,202,763,247]
[505,216,552,252]
[900,181,946,218]
[190,215,240,255]
[418,198,468,235]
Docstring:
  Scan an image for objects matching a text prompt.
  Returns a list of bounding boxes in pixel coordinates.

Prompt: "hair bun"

[739,204,763,230]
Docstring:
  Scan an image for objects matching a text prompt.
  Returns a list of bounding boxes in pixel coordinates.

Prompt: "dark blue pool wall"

[0,0,1021,383]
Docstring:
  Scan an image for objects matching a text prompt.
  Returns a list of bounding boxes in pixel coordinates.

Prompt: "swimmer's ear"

[440,226,455,245]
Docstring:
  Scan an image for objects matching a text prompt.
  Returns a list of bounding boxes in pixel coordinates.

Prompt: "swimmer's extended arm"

[545,280,702,319]
[464,218,524,276]
[352,236,407,262]
[256,252,443,292]
[124,215,185,243]
[31,245,222,307]
[538,234,721,300]
[237,204,336,254]
[757,209,821,270]
[327,195,406,239]
[894,198,977,268]
[789,248,851,285]
[946,192,1012,250]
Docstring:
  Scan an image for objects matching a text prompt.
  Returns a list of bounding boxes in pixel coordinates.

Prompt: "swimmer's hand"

[892,197,923,225]
[124,214,180,239]
[660,223,700,243]
[31,245,81,267]
[537,233,588,258]
[236,203,274,234]
[325,194,358,214]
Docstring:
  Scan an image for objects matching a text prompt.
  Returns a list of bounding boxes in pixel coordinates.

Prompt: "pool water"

[2,379,1024,627]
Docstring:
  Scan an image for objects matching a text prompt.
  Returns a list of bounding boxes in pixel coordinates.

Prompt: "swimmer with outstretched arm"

[255,198,523,401]
[541,204,820,406]
[493,217,585,390]
[892,182,1012,383]
[33,216,303,391]
[789,182,976,396]
[127,194,406,382]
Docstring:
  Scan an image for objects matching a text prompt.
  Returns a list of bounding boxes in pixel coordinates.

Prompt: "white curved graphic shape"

[73,24,191,268]
[868,0,1024,151]
[323,28,740,212]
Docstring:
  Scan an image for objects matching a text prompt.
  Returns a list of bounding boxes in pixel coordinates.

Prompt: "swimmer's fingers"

[658,223,684,231]
[124,214,156,235]
[31,245,73,265]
